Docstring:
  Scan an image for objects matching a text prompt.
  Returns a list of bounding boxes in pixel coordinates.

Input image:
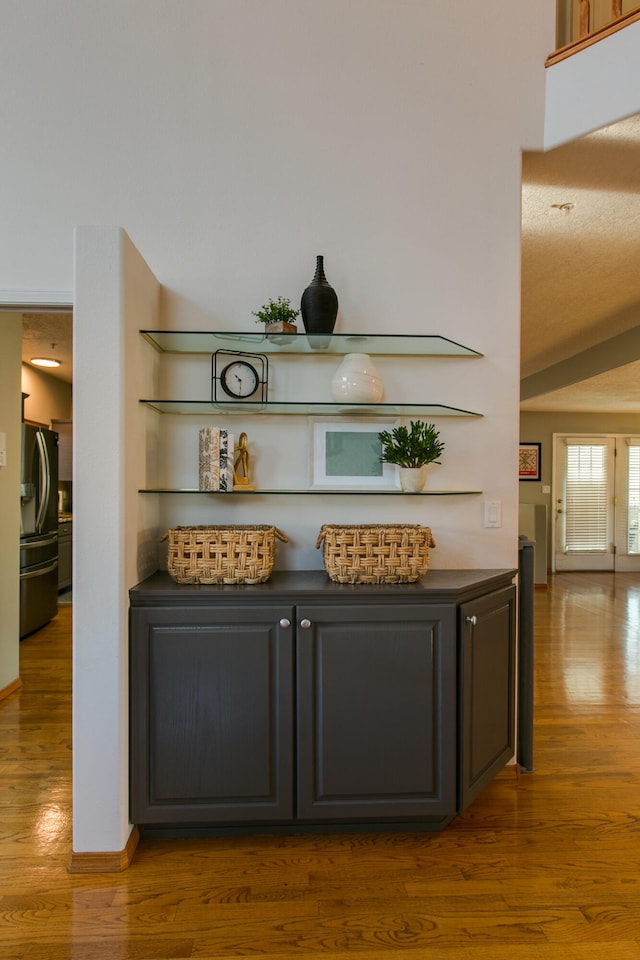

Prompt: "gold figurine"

[233,432,255,490]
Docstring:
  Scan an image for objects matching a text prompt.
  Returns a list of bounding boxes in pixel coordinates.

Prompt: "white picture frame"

[309,417,400,490]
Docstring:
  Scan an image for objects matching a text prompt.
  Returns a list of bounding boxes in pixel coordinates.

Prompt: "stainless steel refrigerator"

[20,425,59,638]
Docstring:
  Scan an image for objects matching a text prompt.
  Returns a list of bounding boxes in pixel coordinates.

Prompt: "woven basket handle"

[160,528,288,543]
[316,527,435,549]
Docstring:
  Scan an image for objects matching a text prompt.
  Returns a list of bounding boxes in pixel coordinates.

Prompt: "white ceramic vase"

[331,353,384,403]
[399,466,427,492]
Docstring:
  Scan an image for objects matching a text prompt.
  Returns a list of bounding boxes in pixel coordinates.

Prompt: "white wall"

[21,365,72,426]
[0,314,22,693]
[2,0,560,853]
[73,227,159,854]
[1,0,557,570]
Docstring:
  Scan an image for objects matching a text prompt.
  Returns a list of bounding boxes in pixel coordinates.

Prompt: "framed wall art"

[519,442,541,481]
[309,417,400,489]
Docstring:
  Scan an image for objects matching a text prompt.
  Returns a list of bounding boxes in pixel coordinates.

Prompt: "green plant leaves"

[378,420,445,468]
[252,296,300,325]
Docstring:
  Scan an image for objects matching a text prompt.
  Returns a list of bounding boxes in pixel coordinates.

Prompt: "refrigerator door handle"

[19,560,58,581]
[35,430,51,534]
[21,534,58,550]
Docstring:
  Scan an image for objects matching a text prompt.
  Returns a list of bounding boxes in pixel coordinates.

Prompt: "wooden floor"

[2,572,640,959]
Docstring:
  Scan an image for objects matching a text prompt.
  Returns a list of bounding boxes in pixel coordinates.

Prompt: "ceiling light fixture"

[31,341,61,369]
[31,357,61,368]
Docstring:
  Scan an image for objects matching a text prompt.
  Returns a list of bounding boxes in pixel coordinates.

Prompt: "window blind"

[628,444,640,554]
[565,444,609,553]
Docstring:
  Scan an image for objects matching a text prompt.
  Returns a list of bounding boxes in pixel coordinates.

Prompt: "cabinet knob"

[279,618,291,628]
[466,615,478,626]
[299,618,312,629]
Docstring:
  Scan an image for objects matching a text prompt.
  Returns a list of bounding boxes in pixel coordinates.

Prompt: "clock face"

[219,360,260,399]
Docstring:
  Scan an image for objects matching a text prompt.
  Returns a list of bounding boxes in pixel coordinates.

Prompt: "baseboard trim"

[0,677,22,703]
[68,825,140,873]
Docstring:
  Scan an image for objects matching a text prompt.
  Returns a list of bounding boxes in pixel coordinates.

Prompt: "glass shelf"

[139,487,483,496]
[139,400,482,417]
[140,330,483,358]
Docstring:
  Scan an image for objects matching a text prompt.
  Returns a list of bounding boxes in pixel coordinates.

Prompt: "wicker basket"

[316,523,436,584]
[163,525,288,585]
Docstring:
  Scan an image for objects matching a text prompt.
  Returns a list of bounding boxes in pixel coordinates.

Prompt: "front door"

[553,435,640,572]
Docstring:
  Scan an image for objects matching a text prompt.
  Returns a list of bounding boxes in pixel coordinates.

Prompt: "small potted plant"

[378,420,445,492]
[253,296,300,343]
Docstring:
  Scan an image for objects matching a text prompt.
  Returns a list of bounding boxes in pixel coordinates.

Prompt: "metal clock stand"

[211,350,269,405]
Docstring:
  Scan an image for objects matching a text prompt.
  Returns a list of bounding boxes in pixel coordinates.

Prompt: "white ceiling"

[21,111,640,407]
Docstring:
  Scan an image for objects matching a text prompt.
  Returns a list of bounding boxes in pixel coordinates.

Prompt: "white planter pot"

[399,466,427,492]
[331,353,384,403]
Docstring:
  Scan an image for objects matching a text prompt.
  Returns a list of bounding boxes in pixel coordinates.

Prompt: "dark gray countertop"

[130,568,517,606]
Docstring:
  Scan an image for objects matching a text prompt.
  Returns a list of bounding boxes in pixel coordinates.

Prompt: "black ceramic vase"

[300,255,338,346]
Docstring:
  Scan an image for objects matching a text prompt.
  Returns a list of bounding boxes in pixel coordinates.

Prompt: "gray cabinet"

[129,569,516,832]
[58,520,72,591]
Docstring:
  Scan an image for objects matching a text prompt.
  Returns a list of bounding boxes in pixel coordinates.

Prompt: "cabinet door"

[296,602,457,821]
[130,604,294,823]
[459,585,516,811]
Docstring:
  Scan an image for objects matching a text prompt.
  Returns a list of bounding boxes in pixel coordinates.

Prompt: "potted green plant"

[378,420,445,492]
[253,296,300,343]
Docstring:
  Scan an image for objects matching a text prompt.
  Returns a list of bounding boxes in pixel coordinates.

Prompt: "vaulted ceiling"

[521,113,640,413]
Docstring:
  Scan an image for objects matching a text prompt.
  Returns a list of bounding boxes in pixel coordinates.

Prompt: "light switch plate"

[483,500,502,528]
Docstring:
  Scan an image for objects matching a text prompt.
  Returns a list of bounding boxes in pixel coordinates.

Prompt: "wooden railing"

[549,0,640,64]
